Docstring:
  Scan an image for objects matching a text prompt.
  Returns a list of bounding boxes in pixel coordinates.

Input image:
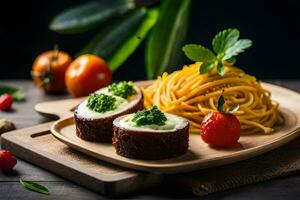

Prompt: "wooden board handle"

[35,97,86,119]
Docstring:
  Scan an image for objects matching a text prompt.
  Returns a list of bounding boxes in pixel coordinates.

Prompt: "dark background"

[0,0,299,80]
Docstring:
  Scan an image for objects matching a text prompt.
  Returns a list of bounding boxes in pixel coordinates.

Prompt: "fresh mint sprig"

[182,28,252,76]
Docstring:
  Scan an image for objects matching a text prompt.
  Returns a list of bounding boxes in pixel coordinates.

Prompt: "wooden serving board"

[1,81,162,196]
[50,82,300,173]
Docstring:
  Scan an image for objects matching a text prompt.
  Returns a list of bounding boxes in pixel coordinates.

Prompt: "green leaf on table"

[0,85,25,102]
[19,179,49,195]
[182,44,216,63]
[77,9,146,71]
[107,7,159,71]
[212,28,240,55]
[49,0,135,34]
[145,0,191,79]
[223,39,252,60]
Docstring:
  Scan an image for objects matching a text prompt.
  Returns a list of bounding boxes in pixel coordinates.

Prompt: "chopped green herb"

[182,28,252,76]
[132,106,167,126]
[87,93,116,113]
[108,81,136,99]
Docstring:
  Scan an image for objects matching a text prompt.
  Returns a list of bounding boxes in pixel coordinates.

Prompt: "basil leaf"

[49,0,135,34]
[107,8,159,71]
[183,44,216,63]
[223,39,252,60]
[145,0,191,79]
[217,62,225,76]
[0,85,25,102]
[19,179,49,195]
[212,28,240,55]
[199,62,215,74]
[217,95,225,112]
[77,9,146,71]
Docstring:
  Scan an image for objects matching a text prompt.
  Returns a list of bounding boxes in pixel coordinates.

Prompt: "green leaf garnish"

[19,179,49,195]
[182,44,216,63]
[223,39,252,60]
[217,95,225,112]
[212,28,240,55]
[217,62,225,76]
[0,85,25,102]
[87,93,116,113]
[132,106,167,126]
[199,62,215,74]
[108,81,136,99]
[182,28,252,76]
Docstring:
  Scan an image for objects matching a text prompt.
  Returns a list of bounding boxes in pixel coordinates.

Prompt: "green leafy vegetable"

[107,7,159,71]
[19,179,49,195]
[132,106,167,126]
[49,0,135,34]
[183,28,252,76]
[108,81,136,99]
[87,93,116,113]
[0,85,25,102]
[77,9,146,71]
[145,0,191,79]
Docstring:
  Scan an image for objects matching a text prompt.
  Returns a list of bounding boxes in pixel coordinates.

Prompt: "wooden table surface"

[0,80,299,200]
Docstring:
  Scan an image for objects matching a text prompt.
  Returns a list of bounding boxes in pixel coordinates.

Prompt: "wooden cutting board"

[1,81,162,196]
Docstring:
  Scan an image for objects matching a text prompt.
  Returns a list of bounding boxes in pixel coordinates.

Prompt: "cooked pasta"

[142,62,281,134]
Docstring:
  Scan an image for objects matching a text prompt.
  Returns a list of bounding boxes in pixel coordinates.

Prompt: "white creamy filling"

[76,87,139,119]
[119,113,188,132]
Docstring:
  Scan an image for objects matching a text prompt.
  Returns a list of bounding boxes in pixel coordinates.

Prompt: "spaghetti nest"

[142,62,281,134]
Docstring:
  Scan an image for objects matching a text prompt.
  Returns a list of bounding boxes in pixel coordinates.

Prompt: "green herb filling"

[108,81,136,99]
[87,93,116,113]
[132,106,167,126]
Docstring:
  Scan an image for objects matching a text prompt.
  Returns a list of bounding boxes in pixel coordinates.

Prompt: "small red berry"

[0,150,17,172]
[0,94,13,111]
[200,112,241,147]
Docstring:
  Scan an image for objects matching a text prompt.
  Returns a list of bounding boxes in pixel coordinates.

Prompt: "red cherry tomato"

[65,54,112,97]
[0,94,13,111]
[0,150,17,173]
[200,112,241,147]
